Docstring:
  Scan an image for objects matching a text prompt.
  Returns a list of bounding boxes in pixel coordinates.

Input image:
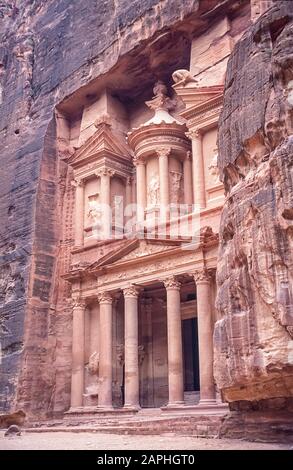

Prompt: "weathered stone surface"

[4,424,21,437]
[0,410,25,428]
[215,0,293,411]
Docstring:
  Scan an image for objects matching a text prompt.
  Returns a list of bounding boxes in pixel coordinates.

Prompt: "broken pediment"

[172,82,224,111]
[68,122,133,169]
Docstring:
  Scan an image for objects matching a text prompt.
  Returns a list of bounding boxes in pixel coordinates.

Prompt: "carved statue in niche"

[112,195,123,227]
[170,171,182,204]
[148,174,160,206]
[138,345,146,366]
[208,148,220,184]
[87,194,101,228]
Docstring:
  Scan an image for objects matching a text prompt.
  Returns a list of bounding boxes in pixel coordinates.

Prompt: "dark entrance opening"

[182,318,200,391]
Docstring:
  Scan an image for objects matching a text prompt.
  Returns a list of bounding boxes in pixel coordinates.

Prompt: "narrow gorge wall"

[215,1,293,439]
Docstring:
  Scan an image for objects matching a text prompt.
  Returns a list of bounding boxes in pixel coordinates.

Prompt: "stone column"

[97,168,113,239]
[74,179,85,248]
[157,147,171,209]
[194,269,216,405]
[134,157,146,225]
[183,151,193,205]
[123,286,140,409]
[71,298,86,409]
[187,129,206,209]
[164,277,184,406]
[97,292,113,408]
[125,176,133,208]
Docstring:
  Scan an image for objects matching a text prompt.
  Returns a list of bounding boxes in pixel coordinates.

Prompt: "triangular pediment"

[68,123,133,168]
[173,84,224,110]
[89,238,183,271]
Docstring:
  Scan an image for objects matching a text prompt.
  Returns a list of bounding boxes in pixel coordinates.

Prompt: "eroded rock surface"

[215,1,293,409]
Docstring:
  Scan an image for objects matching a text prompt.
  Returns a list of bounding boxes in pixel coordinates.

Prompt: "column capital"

[156,147,171,159]
[186,129,202,140]
[123,285,141,298]
[97,291,113,304]
[72,297,86,309]
[71,178,85,188]
[133,156,145,166]
[193,268,212,284]
[163,276,181,290]
[95,168,115,178]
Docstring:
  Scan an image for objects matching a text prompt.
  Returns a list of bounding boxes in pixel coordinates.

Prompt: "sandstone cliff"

[215,0,293,437]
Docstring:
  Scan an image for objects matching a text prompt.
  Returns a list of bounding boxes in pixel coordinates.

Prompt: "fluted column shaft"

[194,269,216,404]
[71,299,86,408]
[123,286,140,409]
[98,292,113,408]
[74,180,85,247]
[164,277,184,406]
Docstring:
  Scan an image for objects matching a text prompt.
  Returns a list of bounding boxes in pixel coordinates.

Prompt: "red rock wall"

[215,1,293,410]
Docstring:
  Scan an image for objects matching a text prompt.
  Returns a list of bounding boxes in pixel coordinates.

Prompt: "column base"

[123,404,141,412]
[198,398,218,407]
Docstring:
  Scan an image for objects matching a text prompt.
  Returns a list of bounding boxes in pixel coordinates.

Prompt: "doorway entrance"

[182,317,200,392]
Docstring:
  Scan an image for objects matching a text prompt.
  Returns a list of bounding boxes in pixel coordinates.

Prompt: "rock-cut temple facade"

[0,0,292,440]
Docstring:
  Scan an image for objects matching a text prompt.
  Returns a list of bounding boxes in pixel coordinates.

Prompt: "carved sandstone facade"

[1,0,292,439]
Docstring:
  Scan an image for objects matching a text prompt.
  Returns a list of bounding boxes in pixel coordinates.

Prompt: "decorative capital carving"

[193,269,211,284]
[71,178,85,188]
[163,276,181,290]
[97,291,113,304]
[156,147,171,159]
[72,297,86,309]
[186,129,202,140]
[95,168,115,178]
[133,156,145,166]
[123,285,141,298]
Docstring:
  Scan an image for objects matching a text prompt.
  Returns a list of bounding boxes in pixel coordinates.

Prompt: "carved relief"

[170,171,182,204]
[86,194,101,227]
[208,148,220,184]
[87,351,99,375]
[97,292,113,303]
[148,174,160,206]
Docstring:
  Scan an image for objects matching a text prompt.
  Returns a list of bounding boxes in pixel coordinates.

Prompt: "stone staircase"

[25,407,227,438]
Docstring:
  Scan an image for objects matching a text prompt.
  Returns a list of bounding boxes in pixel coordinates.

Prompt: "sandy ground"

[0,431,290,450]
